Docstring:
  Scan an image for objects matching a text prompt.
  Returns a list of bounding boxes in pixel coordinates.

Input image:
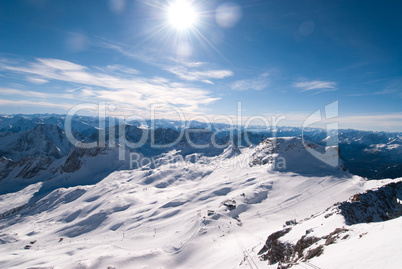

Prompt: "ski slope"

[0,138,400,269]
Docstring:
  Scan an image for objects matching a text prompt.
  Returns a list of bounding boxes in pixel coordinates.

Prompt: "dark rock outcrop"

[339,182,402,224]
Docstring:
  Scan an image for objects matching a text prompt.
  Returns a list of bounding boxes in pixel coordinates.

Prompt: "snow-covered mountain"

[0,115,401,268]
[249,137,345,176]
[1,114,401,179]
[0,124,71,161]
[258,179,402,268]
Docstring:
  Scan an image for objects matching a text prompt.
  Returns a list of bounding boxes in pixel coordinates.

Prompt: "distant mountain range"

[1,114,401,186]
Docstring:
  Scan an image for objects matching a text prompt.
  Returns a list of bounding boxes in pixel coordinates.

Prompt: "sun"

[167,0,198,31]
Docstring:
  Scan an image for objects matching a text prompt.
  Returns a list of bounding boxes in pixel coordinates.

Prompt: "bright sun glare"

[168,0,198,31]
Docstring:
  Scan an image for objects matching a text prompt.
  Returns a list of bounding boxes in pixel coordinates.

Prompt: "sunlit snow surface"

[0,143,401,268]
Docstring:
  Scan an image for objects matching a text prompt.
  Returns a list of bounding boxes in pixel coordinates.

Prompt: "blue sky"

[0,0,401,131]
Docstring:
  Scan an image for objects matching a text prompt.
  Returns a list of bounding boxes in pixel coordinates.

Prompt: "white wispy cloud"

[98,40,163,67]
[0,98,73,109]
[0,87,74,99]
[273,111,402,132]
[373,88,398,95]
[231,73,269,91]
[164,65,233,84]
[0,57,220,116]
[98,40,233,84]
[293,80,337,93]
[36,58,87,71]
[182,61,208,68]
[26,77,49,84]
[338,113,402,131]
[349,78,402,97]
[97,64,141,75]
[378,79,402,96]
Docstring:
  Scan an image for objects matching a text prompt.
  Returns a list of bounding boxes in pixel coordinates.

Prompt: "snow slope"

[257,178,402,269]
[1,137,400,269]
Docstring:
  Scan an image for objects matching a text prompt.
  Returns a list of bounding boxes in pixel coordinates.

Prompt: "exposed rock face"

[339,181,402,224]
[0,156,53,181]
[0,157,15,180]
[249,138,279,166]
[249,137,345,176]
[323,228,349,246]
[16,156,53,179]
[258,227,324,267]
[1,124,72,162]
[61,147,104,173]
[258,228,294,265]
[294,235,321,258]
[304,245,324,260]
